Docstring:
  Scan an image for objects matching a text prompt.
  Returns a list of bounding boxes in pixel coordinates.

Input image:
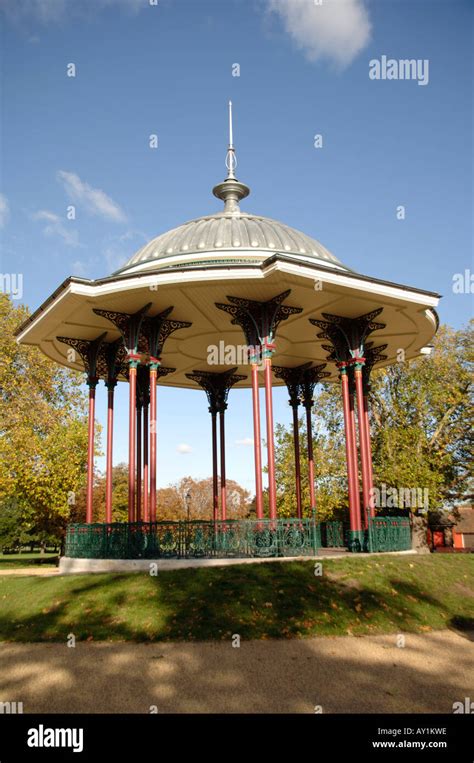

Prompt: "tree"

[0,496,28,551]
[274,411,347,521]
[0,294,94,541]
[273,322,473,518]
[370,322,473,510]
[74,463,129,523]
[73,471,252,522]
[157,476,251,521]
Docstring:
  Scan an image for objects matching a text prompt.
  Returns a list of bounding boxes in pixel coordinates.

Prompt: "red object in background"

[427,529,446,548]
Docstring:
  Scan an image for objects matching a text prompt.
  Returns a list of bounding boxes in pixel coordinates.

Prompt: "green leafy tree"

[370,322,473,510]
[273,322,473,518]
[0,294,95,539]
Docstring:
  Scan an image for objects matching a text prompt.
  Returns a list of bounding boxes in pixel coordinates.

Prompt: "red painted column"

[211,411,219,522]
[354,362,371,529]
[363,395,375,518]
[105,383,115,524]
[128,365,137,523]
[251,362,264,519]
[136,402,142,521]
[349,390,363,527]
[219,410,227,521]
[305,404,316,511]
[264,357,277,520]
[149,366,157,523]
[292,404,302,519]
[339,364,362,548]
[86,379,97,524]
[143,400,149,522]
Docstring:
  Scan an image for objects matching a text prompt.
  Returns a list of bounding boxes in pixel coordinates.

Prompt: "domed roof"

[117,210,349,275]
[116,102,350,277]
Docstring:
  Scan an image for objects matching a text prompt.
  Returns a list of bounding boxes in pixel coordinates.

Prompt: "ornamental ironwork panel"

[93,305,151,355]
[65,518,322,560]
[367,516,411,552]
[185,369,246,414]
[310,308,385,363]
[140,308,192,358]
[216,290,302,348]
[320,521,345,548]
[278,519,316,557]
[367,516,412,552]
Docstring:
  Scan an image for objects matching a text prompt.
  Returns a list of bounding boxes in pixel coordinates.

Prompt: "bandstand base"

[59,555,317,575]
[59,549,417,575]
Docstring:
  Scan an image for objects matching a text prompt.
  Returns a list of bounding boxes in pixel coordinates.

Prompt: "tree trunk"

[410,513,430,554]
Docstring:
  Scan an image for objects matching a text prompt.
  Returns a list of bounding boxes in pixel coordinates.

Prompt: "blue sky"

[1,0,473,493]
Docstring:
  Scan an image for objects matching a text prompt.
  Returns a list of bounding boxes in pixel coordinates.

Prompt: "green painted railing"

[64,516,412,559]
[65,519,320,560]
[319,521,345,548]
[367,516,411,553]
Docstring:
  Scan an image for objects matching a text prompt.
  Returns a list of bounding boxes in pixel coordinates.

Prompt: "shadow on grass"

[0,558,472,643]
[0,558,473,712]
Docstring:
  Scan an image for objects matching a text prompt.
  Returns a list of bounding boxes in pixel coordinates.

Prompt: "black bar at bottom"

[0,713,472,761]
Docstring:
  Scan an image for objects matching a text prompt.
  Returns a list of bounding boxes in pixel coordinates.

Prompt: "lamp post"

[185,491,192,523]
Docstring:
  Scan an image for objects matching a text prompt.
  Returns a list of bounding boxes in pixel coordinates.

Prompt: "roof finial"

[229,100,233,147]
[225,100,236,179]
[213,100,250,215]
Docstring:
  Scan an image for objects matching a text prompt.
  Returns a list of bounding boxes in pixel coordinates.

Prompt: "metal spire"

[225,100,237,180]
[213,100,250,215]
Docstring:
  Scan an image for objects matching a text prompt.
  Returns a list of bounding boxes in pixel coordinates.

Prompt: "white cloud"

[32,209,80,247]
[266,0,371,68]
[57,170,127,223]
[235,437,254,447]
[1,0,145,25]
[102,229,149,273]
[177,443,193,454]
[0,194,10,228]
[71,259,89,276]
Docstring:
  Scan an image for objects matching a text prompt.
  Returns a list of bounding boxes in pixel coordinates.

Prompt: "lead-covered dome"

[116,211,350,276]
[115,128,350,277]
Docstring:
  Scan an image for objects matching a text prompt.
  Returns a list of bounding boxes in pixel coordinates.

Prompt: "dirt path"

[0,568,59,576]
[0,630,471,713]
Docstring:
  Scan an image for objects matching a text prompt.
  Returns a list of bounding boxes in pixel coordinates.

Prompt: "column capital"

[349,355,366,372]
[126,352,141,369]
[216,290,302,350]
[148,355,162,370]
[86,375,99,389]
[261,335,276,359]
[337,361,349,375]
[185,368,246,416]
[248,346,261,364]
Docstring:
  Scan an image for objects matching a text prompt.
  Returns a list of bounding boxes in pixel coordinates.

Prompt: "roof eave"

[15,252,442,340]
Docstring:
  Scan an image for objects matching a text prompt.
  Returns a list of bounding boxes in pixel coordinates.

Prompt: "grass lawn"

[0,554,472,643]
[0,552,59,569]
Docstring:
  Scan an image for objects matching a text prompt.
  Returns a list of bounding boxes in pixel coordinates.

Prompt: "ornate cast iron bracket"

[185,368,246,414]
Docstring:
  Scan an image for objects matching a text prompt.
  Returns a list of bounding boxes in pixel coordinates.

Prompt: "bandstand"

[16,104,440,564]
